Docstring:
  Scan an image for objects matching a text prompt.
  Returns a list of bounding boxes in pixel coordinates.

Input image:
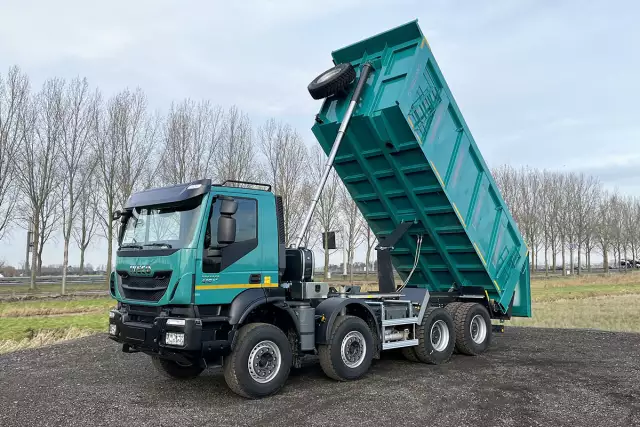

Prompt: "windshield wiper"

[119,244,143,250]
[143,243,173,249]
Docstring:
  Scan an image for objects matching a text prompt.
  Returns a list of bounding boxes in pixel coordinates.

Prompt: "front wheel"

[223,323,292,399]
[319,315,374,381]
[152,356,204,380]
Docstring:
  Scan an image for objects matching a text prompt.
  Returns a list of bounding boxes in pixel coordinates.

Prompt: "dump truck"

[108,20,531,399]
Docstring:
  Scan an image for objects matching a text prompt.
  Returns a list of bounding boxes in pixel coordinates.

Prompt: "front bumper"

[109,308,202,351]
[108,307,232,362]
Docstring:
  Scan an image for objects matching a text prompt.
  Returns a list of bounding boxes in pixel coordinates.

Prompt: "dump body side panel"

[312,21,530,316]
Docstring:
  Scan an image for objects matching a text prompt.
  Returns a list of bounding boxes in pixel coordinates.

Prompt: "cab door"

[194,191,264,305]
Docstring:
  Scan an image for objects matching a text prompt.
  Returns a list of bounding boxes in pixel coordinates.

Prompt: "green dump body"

[312,21,531,317]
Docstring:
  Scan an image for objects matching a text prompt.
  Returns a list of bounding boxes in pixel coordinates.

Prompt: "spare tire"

[308,63,356,100]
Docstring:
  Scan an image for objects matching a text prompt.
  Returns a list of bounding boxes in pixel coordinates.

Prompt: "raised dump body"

[312,21,531,317]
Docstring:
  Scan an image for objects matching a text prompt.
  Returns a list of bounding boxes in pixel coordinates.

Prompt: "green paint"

[312,21,531,317]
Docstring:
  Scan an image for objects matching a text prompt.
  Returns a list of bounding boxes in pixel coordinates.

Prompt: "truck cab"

[109,180,295,388]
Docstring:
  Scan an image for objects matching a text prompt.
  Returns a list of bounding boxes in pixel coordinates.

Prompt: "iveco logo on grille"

[129,265,152,275]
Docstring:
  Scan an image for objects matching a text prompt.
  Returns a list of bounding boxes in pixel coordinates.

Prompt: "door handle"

[249,274,262,284]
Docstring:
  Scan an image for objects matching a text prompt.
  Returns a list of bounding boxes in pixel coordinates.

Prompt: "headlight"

[166,318,186,326]
[109,311,116,319]
[165,332,185,346]
[109,324,117,335]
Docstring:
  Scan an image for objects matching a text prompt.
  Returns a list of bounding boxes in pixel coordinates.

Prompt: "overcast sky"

[0,0,638,268]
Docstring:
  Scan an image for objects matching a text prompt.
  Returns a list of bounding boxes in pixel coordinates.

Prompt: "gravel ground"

[1,327,639,426]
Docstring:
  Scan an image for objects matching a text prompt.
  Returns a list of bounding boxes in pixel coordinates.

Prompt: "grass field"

[0,297,113,354]
[0,272,639,354]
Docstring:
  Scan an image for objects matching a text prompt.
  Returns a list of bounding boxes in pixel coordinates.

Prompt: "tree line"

[3,65,633,293]
[0,66,376,291]
[493,165,640,275]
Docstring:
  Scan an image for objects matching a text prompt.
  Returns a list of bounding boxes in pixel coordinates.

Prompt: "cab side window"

[204,198,258,273]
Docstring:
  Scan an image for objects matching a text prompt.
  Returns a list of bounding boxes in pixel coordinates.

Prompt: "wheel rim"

[430,320,449,352]
[248,340,282,384]
[316,67,342,84]
[470,314,487,344]
[341,331,366,368]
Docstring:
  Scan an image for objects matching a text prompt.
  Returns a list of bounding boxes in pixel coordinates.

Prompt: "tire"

[223,323,292,399]
[152,356,204,380]
[445,302,463,318]
[308,63,356,100]
[318,315,374,381]
[453,303,492,355]
[445,302,463,353]
[401,346,420,362]
[414,307,455,364]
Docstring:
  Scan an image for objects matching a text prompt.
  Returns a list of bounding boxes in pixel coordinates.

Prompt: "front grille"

[117,270,172,302]
[125,304,161,323]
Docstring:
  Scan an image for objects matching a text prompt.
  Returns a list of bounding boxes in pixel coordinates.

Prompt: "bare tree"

[310,146,341,278]
[258,119,309,244]
[0,66,29,240]
[113,88,158,208]
[546,172,564,271]
[515,168,542,268]
[73,163,99,275]
[158,99,223,185]
[539,171,554,275]
[15,78,64,288]
[339,184,365,283]
[595,190,613,272]
[59,78,97,293]
[94,93,118,283]
[609,192,625,270]
[360,224,377,280]
[571,173,600,275]
[215,106,258,182]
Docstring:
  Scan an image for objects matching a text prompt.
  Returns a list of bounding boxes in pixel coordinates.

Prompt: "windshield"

[119,196,204,250]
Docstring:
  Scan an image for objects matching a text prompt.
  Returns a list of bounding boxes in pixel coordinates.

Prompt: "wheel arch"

[315,298,379,346]
[228,289,298,349]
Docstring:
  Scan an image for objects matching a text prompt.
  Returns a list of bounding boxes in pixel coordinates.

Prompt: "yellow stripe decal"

[452,203,466,228]
[430,161,445,186]
[420,37,429,49]
[407,116,414,128]
[196,283,279,290]
[493,280,501,292]
[473,242,487,266]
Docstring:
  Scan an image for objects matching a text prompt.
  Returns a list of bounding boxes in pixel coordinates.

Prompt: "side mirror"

[217,216,236,245]
[220,199,238,216]
[112,210,122,221]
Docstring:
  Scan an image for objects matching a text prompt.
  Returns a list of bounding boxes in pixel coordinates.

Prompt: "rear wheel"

[453,303,492,355]
[401,346,420,362]
[152,357,203,380]
[445,302,463,353]
[414,307,455,364]
[223,323,292,399]
[319,315,374,381]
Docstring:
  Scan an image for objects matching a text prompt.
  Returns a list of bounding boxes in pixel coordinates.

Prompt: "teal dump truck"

[108,21,531,399]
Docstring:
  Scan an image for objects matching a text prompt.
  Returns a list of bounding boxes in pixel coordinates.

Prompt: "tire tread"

[223,322,290,399]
